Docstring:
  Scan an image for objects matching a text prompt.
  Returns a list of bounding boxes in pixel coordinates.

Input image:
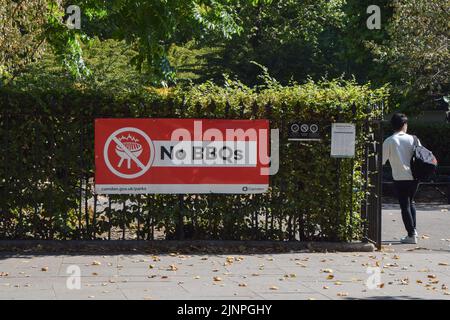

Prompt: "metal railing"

[0,108,383,245]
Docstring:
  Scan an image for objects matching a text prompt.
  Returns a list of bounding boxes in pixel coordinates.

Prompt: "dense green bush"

[0,78,389,241]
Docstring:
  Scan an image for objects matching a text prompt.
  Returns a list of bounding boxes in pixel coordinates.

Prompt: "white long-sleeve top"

[382,131,420,181]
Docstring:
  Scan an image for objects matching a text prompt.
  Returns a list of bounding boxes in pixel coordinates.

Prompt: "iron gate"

[361,118,384,249]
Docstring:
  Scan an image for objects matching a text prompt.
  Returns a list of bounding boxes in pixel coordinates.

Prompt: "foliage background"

[0,0,448,241]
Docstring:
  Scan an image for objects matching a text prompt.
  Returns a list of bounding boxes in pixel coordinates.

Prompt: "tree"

[170,0,397,86]
[61,0,271,84]
[372,0,449,96]
[193,0,349,85]
[340,0,393,86]
[1,0,271,85]
[0,0,50,83]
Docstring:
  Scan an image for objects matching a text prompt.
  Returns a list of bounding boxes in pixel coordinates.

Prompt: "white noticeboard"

[331,123,356,158]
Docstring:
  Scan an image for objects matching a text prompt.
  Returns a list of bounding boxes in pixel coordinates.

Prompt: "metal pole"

[136,195,141,240]
[336,157,341,241]
[177,195,185,240]
[107,197,112,240]
[361,117,370,242]
[122,200,126,240]
[376,120,384,250]
[92,194,98,239]
[78,117,83,239]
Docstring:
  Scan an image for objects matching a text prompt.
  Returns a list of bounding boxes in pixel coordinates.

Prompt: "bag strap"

[412,135,419,149]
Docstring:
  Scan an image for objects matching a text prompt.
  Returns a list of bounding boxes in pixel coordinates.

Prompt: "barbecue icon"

[115,134,143,169]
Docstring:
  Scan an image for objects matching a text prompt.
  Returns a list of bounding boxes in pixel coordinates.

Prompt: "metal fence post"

[375,120,384,250]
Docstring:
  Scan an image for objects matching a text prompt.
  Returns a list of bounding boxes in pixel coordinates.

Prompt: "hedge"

[0,78,389,241]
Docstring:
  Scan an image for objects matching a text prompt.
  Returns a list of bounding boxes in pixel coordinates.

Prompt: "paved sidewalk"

[383,203,450,252]
[0,204,449,300]
[0,251,450,300]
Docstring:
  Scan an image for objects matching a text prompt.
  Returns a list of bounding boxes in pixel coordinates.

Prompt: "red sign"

[95,119,270,194]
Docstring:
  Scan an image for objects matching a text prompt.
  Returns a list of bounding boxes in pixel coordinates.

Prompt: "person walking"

[383,113,420,244]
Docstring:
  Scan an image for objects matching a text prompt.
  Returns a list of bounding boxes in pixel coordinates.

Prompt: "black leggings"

[393,180,419,237]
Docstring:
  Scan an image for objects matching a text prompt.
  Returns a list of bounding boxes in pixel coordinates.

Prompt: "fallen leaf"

[41,267,48,272]
[168,264,178,271]
[213,276,222,282]
[92,261,101,266]
[405,247,428,252]
[384,263,398,267]
[438,262,449,266]
[321,268,333,273]
[399,278,409,285]
[269,286,279,290]
[429,279,440,284]
[238,283,247,287]
[327,275,335,280]
[323,286,329,289]
[337,292,348,297]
